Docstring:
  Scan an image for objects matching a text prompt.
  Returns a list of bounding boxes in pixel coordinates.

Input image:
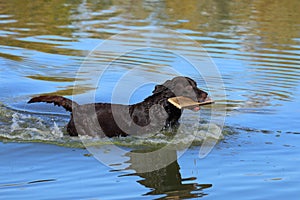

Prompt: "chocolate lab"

[28,76,209,137]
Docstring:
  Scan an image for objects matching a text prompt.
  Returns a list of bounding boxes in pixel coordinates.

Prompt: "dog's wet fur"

[28,76,208,137]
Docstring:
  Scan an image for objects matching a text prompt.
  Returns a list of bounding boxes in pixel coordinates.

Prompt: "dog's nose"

[198,96,212,103]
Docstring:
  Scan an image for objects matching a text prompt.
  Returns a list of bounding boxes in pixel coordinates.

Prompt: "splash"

[0,103,224,148]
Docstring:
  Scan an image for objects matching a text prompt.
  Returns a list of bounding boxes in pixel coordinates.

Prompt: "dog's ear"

[152,84,167,94]
[152,80,173,94]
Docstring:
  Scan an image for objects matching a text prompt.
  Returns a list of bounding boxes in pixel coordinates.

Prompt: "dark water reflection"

[123,149,212,199]
[1,0,300,199]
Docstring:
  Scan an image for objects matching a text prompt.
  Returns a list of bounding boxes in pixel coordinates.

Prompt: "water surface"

[0,0,300,199]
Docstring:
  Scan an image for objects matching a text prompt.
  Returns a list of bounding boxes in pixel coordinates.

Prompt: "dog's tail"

[28,95,78,112]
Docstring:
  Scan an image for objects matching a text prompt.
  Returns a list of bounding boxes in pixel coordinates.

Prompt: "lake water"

[1,0,300,199]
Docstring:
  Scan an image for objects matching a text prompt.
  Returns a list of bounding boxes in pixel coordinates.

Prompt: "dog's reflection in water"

[122,149,212,199]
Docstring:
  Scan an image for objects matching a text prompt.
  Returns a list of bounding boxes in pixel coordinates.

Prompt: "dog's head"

[153,76,209,111]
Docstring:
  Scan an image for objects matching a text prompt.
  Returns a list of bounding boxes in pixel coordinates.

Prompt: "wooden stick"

[168,96,214,109]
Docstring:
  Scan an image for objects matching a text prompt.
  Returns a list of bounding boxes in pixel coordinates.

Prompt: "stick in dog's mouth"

[168,96,214,110]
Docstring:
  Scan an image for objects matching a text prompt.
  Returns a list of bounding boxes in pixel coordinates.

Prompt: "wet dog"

[28,76,208,137]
